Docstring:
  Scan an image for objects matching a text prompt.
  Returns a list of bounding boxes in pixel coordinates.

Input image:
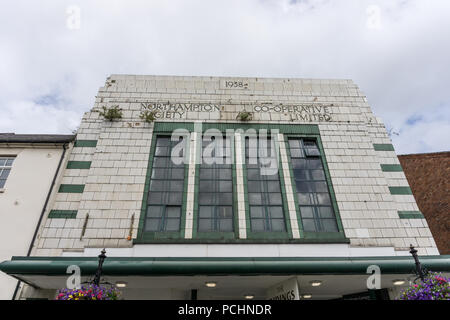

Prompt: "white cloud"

[0,0,449,153]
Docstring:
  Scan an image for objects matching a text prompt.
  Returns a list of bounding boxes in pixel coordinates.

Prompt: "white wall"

[0,146,65,300]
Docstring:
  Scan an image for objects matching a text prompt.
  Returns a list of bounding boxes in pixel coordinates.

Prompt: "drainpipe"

[12,143,69,300]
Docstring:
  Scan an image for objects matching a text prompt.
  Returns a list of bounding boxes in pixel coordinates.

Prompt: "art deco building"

[0,75,448,300]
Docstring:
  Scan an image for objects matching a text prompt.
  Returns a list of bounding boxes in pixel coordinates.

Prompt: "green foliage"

[237,111,252,121]
[99,105,122,121]
[140,109,158,123]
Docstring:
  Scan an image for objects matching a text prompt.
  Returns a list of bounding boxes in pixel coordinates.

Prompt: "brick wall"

[398,152,450,254]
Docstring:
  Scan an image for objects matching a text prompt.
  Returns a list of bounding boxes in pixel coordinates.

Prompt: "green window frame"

[194,136,236,239]
[136,134,189,241]
[244,137,289,237]
[135,122,348,244]
[285,135,346,240]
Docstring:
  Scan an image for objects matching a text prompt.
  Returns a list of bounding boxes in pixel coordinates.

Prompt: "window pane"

[307,159,322,169]
[290,148,304,158]
[218,206,233,219]
[264,171,280,180]
[269,206,284,218]
[166,206,181,218]
[147,206,163,218]
[293,169,307,180]
[165,218,180,231]
[172,169,184,179]
[219,192,232,204]
[148,192,163,204]
[298,193,312,205]
[250,206,264,218]
[200,169,212,180]
[288,139,301,149]
[251,219,264,231]
[199,181,213,192]
[199,193,213,205]
[271,219,286,232]
[219,219,233,232]
[247,169,259,180]
[6,159,14,166]
[219,169,232,180]
[152,168,168,179]
[219,181,232,192]
[319,207,334,218]
[145,218,160,231]
[156,137,170,146]
[0,169,10,179]
[155,146,170,156]
[153,158,167,167]
[248,181,262,192]
[269,193,282,205]
[150,180,165,191]
[314,182,328,192]
[296,181,312,192]
[316,193,331,205]
[0,159,5,166]
[0,179,6,188]
[199,206,214,218]
[302,219,316,232]
[249,193,262,205]
[267,181,280,192]
[300,207,314,218]
[169,192,182,204]
[322,219,338,232]
[291,159,307,169]
[311,170,325,180]
[169,180,184,192]
[199,219,212,231]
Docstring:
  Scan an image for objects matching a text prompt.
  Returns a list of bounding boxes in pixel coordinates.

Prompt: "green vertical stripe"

[74,140,97,147]
[380,164,403,172]
[389,186,413,195]
[48,210,78,219]
[398,211,424,219]
[66,161,91,169]
[58,184,85,193]
[373,144,395,151]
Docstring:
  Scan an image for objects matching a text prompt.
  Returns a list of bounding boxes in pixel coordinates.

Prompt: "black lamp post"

[92,248,107,286]
[409,245,427,282]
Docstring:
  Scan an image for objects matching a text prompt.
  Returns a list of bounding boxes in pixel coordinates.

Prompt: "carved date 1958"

[225,81,248,89]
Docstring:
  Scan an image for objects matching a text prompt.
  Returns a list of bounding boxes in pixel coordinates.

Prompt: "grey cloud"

[0,0,448,153]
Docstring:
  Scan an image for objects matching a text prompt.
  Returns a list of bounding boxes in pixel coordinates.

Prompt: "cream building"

[0,75,448,300]
[0,134,74,299]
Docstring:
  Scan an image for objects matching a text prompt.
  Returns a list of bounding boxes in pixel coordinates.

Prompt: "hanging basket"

[55,283,121,300]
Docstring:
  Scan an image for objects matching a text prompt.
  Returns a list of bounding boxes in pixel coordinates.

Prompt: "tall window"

[288,138,338,232]
[0,157,14,188]
[145,136,185,232]
[198,137,234,232]
[245,137,286,232]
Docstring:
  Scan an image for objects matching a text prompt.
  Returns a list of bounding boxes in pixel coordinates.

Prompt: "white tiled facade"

[33,75,438,257]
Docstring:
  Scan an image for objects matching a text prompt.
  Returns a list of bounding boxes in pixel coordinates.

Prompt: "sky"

[0,0,449,155]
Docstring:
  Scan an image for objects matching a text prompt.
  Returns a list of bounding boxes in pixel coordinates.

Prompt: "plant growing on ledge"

[99,105,122,121]
[237,111,253,121]
[140,109,158,123]
[55,284,121,300]
[398,272,449,300]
